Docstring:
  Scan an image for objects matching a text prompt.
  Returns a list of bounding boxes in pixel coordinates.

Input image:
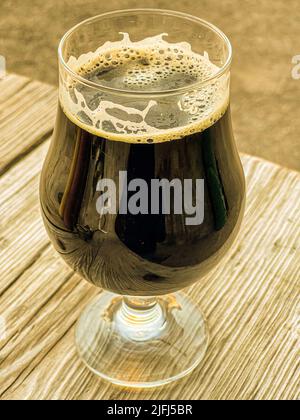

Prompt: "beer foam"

[60,33,229,143]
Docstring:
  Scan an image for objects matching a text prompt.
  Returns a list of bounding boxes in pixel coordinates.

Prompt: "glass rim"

[58,8,233,97]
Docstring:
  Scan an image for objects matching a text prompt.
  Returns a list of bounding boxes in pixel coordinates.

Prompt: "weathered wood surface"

[0,74,299,400]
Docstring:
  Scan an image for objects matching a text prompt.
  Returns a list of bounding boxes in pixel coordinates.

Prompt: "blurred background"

[1,0,299,170]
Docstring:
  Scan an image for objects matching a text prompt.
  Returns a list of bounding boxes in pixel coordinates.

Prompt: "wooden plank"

[0,141,50,295]
[0,74,31,105]
[0,248,96,395]
[0,75,57,174]
[0,152,299,400]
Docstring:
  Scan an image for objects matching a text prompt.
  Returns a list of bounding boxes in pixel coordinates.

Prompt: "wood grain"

[0,74,57,175]
[0,74,299,400]
[0,141,50,295]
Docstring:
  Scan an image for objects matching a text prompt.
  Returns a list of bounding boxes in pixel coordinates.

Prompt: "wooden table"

[0,74,299,400]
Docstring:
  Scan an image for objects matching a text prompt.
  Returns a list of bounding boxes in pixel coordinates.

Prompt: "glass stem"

[115,296,166,341]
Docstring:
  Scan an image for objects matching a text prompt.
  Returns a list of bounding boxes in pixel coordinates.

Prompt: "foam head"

[60,33,230,143]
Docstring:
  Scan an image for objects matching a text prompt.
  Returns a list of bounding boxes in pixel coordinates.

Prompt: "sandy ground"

[1,0,299,170]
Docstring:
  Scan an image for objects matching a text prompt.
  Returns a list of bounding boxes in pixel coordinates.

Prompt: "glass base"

[75,291,209,388]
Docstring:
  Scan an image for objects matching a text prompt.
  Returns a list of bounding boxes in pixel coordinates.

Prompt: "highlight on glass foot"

[39,9,246,388]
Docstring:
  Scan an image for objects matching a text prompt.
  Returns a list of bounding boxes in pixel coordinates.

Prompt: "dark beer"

[40,44,245,296]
